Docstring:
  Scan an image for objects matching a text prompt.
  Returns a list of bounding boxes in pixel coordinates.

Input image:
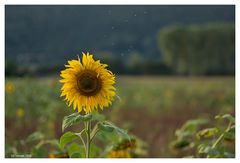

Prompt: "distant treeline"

[158,23,235,75]
[6,23,235,77]
[5,53,173,77]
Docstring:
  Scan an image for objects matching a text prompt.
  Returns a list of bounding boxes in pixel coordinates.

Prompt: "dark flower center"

[77,70,102,96]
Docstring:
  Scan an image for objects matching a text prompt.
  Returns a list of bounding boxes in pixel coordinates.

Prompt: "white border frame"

[1,0,238,162]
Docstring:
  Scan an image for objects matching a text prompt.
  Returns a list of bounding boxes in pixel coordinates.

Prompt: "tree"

[158,23,235,75]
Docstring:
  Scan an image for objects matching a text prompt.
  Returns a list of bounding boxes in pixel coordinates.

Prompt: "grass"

[5,76,235,157]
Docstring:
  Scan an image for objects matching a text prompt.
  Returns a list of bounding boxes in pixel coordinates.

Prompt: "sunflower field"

[5,75,235,158]
[4,4,236,159]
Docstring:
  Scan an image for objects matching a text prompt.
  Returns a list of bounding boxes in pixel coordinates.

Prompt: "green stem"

[77,129,86,151]
[90,129,99,142]
[212,121,232,149]
[212,133,224,149]
[90,122,101,142]
[85,121,91,158]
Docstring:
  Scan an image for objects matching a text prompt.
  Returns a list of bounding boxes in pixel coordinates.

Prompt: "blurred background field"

[5,76,234,157]
[5,5,235,158]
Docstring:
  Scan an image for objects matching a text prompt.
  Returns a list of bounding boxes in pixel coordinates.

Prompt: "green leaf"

[197,128,219,139]
[44,139,60,147]
[67,143,85,158]
[70,153,82,158]
[103,121,130,140]
[32,139,61,150]
[171,139,190,149]
[26,132,44,143]
[59,132,78,149]
[207,146,225,158]
[176,118,208,138]
[90,144,101,158]
[98,122,114,132]
[224,126,235,141]
[198,144,226,158]
[198,144,211,154]
[31,146,47,158]
[182,119,208,131]
[97,130,120,144]
[62,113,92,132]
[215,114,235,123]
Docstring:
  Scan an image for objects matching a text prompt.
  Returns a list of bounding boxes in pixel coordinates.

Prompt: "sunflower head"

[108,149,131,158]
[5,82,14,94]
[16,108,25,118]
[60,52,116,114]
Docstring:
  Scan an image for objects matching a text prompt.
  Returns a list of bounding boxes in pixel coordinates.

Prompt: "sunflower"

[108,149,131,158]
[16,108,25,118]
[60,52,116,114]
[5,82,14,94]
